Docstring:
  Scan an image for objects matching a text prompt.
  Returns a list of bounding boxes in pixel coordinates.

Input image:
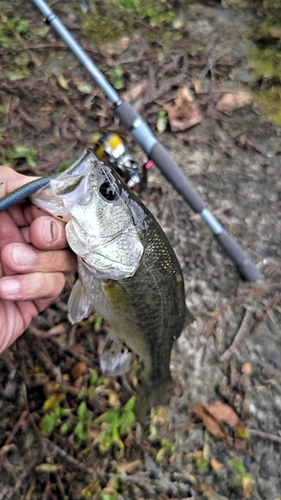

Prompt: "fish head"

[32,150,145,280]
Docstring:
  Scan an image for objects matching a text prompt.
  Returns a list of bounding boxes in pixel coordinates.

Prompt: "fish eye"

[99,181,119,201]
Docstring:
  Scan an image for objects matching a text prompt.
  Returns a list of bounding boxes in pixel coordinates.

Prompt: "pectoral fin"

[101,280,133,312]
[68,278,93,324]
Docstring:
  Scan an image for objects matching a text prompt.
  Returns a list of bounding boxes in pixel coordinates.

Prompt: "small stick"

[248,428,281,444]
[43,438,93,472]
[0,410,29,472]
[249,292,281,339]
[219,309,252,363]
[33,337,62,383]
[54,470,65,498]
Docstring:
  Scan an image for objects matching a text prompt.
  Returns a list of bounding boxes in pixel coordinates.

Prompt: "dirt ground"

[0,1,281,499]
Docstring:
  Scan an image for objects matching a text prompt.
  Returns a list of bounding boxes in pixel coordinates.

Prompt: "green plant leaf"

[5,145,37,167]
[76,81,93,94]
[60,420,71,434]
[35,463,60,473]
[43,393,65,412]
[99,433,114,453]
[15,19,29,33]
[230,458,245,477]
[57,73,69,90]
[40,414,57,434]
[74,420,89,441]
[157,109,168,133]
[77,401,89,421]
[196,456,209,471]
[119,410,135,436]
[149,424,158,438]
[89,370,98,386]
[123,396,135,412]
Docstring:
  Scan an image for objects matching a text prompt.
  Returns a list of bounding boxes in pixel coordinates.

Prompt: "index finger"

[0,210,25,252]
[0,166,40,227]
[0,166,57,228]
[0,166,37,197]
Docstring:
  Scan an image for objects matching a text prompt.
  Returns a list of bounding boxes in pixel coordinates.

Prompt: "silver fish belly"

[31,150,194,420]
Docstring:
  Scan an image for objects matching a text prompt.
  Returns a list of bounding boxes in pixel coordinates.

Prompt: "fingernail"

[0,278,21,296]
[13,245,35,266]
[44,220,60,244]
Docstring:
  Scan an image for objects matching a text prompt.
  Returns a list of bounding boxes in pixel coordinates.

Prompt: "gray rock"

[257,478,279,500]
[259,450,280,479]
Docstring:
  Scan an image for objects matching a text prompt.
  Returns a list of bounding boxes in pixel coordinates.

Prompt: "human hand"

[0,166,77,353]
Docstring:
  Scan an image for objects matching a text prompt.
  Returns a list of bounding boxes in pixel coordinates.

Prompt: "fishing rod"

[4,0,260,281]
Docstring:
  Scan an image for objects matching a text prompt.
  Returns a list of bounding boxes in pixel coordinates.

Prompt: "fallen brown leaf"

[164,86,203,132]
[203,401,239,428]
[114,459,142,474]
[45,380,60,394]
[121,81,147,102]
[216,91,253,112]
[46,322,70,337]
[236,132,269,156]
[189,400,249,442]
[102,36,130,55]
[200,482,229,500]
[210,457,224,471]
[71,361,88,380]
[188,404,227,440]
[268,26,281,39]
[241,475,254,499]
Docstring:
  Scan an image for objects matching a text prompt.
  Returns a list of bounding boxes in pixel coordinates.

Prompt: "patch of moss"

[253,87,281,125]
[259,0,281,12]
[249,46,281,79]
[79,0,180,47]
[247,14,281,125]
[246,17,281,44]
[82,15,124,45]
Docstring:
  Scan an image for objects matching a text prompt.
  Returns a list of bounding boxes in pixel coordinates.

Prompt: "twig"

[68,323,78,346]
[249,292,281,339]
[0,410,29,472]
[25,477,36,500]
[32,337,62,383]
[112,473,194,497]
[42,438,93,473]
[202,335,215,366]
[0,42,102,56]
[43,474,61,500]
[111,473,157,496]
[202,282,281,321]
[219,309,252,363]
[54,470,65,498]
[248,428,281,444]
[48,335,98,364]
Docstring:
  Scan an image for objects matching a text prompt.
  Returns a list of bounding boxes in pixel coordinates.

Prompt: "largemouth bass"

[31,150,194,420]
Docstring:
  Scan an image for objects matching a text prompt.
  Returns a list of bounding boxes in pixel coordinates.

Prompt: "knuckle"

[32,271,65,298]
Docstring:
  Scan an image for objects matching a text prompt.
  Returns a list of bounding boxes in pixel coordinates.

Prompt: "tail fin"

[135,377,173,423]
